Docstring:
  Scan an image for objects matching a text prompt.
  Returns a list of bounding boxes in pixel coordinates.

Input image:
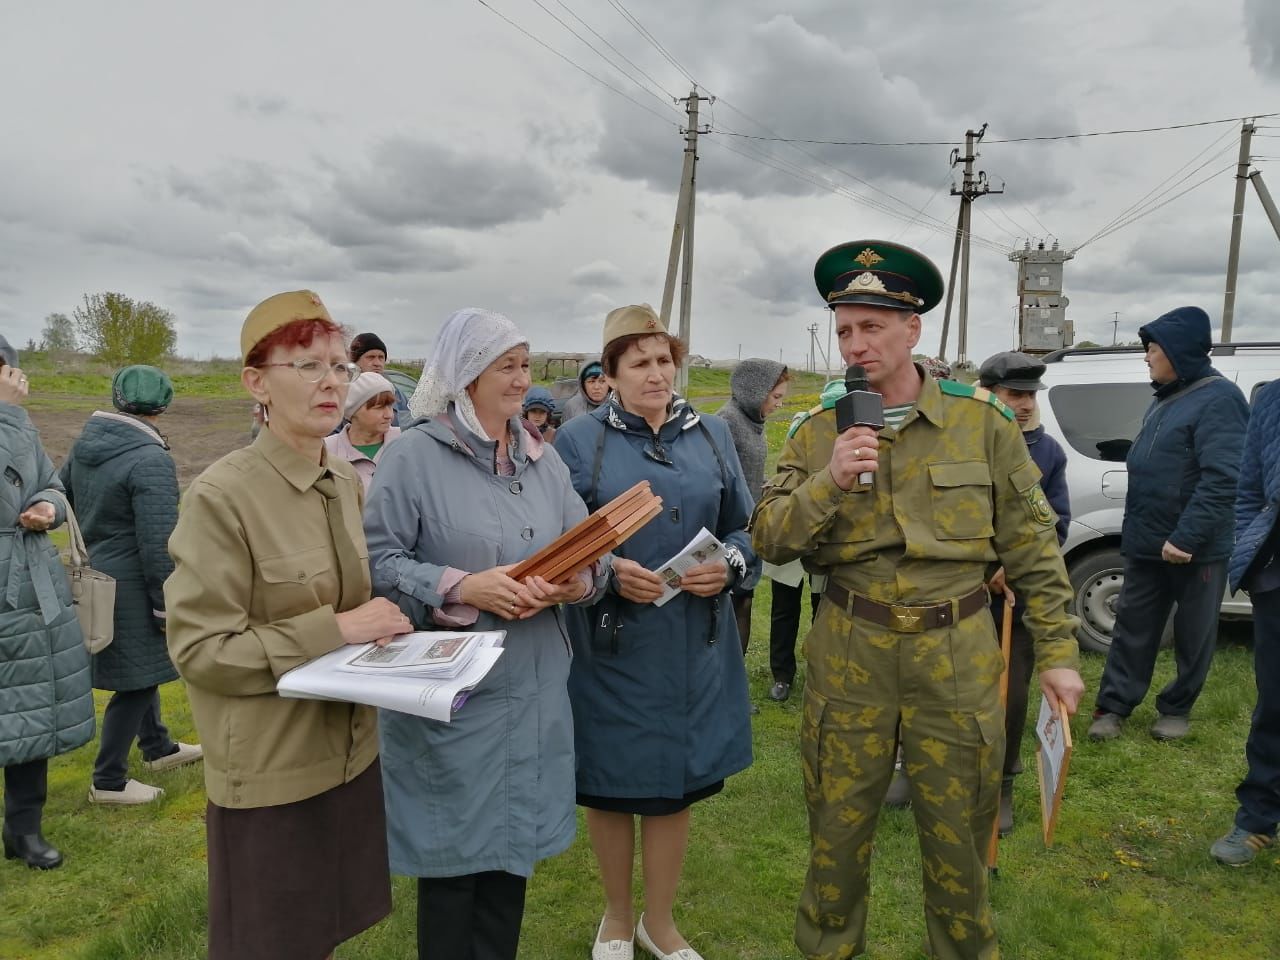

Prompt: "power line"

[603,0,698,87]
[708,112,1280,147]
[1071,126,1240,252]
[469,0,678,126]
[523,0,678,112]
[1086,163,1235,248]
[547,0,675,100]
[891,171,954,242]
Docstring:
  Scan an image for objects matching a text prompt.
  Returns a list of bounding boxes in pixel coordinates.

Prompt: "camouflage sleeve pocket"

[1010,460,1056,529]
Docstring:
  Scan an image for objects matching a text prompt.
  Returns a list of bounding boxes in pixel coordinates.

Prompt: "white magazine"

[278,631,505,723]
[652,527,725,607]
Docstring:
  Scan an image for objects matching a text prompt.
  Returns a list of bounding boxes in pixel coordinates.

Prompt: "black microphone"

[834,364,884,488]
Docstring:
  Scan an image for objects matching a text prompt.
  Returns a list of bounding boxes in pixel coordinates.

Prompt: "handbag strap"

[45,491,89,569]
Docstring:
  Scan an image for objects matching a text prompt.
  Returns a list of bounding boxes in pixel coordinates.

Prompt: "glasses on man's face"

[259,358,360,383]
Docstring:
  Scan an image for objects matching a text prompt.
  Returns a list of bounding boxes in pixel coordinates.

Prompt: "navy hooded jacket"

[1228,379,1280,592]
[1121,306,1249,562]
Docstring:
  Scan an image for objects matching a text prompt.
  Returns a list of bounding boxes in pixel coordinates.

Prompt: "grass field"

[3,358,1273,959]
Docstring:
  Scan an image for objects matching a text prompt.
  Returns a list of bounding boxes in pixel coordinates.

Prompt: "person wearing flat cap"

[752,241,1083,960]
[554,304,760,960]
[323,371,402,495]
[165,291,412,959]
[979,352,1070,835]
[60,366,203,810]
[350,331,411,426]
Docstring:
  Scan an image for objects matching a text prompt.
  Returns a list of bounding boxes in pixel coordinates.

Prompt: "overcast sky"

[2,0,1278,369]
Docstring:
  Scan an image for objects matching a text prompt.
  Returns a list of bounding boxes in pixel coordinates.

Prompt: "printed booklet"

[652,527,726,607]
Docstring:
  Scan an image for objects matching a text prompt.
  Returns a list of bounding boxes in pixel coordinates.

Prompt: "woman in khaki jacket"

[164,291,412,960]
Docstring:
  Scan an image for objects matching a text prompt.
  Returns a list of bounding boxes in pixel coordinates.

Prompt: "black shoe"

[768,681,791,702]
[2,827,63,870]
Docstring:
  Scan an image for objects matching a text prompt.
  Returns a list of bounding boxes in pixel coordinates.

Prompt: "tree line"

[38,293,177,366]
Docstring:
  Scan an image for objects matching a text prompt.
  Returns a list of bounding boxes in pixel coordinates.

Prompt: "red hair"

[364,392,396,410]
[244,318,344,368]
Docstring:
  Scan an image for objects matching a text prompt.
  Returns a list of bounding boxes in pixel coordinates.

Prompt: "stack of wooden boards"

[508,481,662,584]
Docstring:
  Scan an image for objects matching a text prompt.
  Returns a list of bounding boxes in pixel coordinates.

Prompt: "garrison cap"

[241,290,333,363]
[815,240,944,314]
[602,303,667,350]
[978,351,1047,391]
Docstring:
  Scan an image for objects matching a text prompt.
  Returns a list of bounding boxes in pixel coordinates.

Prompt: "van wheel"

[1067,548,1173,653]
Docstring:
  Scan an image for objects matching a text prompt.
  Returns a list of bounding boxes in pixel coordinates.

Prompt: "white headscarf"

[409,308,529,439]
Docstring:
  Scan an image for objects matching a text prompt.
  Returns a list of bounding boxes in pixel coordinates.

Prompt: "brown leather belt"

[823,582,989,633]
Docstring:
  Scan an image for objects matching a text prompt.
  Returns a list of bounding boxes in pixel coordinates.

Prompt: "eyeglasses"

[258,359,361,383]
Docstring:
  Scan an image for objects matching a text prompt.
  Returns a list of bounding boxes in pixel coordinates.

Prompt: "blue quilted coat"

[1229,379,1280,592]
[0,401,94,767]
[59,411,180,692]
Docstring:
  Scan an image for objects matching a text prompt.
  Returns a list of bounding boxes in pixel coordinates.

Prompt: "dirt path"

[29,395,255,488]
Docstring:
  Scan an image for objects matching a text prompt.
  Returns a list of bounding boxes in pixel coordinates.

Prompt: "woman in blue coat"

[365,308,607,960]
[555,304,759,960]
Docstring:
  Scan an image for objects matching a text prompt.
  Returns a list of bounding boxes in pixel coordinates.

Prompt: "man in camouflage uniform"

[752,240,1084,960]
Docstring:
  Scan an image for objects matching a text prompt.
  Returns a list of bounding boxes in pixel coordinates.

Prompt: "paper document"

[337,631,482,680]
[278,631,505,722]
[652,527,725,607]
[1034,693,1074,846]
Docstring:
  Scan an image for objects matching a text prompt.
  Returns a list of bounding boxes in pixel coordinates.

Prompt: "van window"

[1047,383,1152,461]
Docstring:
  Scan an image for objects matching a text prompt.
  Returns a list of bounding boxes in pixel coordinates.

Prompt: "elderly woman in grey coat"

[364,308,606,960]
[60,365,201,808]
[0,337,94,870]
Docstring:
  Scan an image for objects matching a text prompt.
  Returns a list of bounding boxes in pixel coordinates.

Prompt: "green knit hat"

[112,365,174,415]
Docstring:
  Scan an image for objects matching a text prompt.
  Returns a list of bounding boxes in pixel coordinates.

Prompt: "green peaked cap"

[814,240,945,314]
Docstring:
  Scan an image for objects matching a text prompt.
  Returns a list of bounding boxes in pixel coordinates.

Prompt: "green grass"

[2,628,1272,960]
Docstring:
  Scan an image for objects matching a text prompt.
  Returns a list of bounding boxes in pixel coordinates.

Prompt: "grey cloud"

[346,237,470,275]
[327,137,563,231]
[231,93,328,123]
[569,260,625,287]
[1245,0,1280,79]
[165,161,286,216]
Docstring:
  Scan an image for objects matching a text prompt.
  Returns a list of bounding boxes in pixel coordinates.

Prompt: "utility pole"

[1221,120,1255,342]
[940,124,1001,366]
[1249,170,1280,242]
[1111,312,1120,346]
[659,88,712,395]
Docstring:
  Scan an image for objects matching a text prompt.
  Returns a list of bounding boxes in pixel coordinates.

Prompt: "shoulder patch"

[938,379,1015,421]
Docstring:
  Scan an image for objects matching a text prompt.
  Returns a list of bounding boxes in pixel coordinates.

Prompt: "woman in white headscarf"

[363,308,608,960]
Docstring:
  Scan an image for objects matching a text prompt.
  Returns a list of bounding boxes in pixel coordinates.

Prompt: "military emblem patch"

[1026,484,1055,527]
[853,247,884,268]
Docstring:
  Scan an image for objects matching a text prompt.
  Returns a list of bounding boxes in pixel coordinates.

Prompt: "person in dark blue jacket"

[1211,378,1280,864]
[1089,306,1249,743]
[980,352,1071,834]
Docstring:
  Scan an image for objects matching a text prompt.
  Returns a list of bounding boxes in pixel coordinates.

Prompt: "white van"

[1037,342,1279,652]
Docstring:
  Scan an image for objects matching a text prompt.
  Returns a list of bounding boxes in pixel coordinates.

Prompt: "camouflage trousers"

[796,595,1005,960]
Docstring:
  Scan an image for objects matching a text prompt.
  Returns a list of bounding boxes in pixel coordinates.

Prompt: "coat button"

[510,480,523,494]
[521,526,534,541]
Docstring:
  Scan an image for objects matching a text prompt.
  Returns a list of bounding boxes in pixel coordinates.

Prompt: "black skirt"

[577,779,724,816]
[206,759,392,960]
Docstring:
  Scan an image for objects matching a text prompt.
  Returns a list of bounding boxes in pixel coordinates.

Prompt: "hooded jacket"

[60,411,180,691]
[1229,379,1280,592]
[560,361,607,422]
[718,359,787,502]
[1123,306,1249,562]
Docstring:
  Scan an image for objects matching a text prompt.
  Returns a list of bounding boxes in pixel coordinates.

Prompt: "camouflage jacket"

[752,370,1079,671]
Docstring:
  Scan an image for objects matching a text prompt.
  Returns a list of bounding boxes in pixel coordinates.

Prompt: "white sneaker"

[89,779,164,805]
[142,742,203,772]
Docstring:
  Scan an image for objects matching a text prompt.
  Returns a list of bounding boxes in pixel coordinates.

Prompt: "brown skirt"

[206,759,392,960]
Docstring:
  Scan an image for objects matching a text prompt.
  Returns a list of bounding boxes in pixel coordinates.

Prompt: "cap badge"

[853,247,884,269]
[645,316,658,329]
[853,271,888,293]
[307,293,323,306]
